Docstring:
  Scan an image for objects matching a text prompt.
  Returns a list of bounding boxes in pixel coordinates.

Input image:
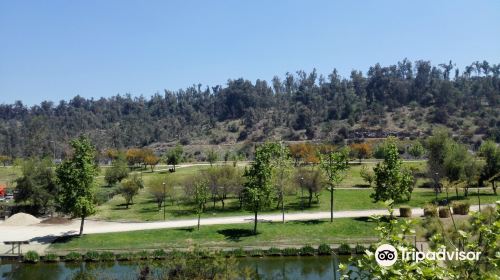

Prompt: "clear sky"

[1,0,499,105]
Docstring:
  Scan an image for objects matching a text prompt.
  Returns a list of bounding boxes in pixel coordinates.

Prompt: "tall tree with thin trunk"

[271,141,293,223]
[319,148,350,222]
[56,136,98,236]
[479,140,500,195]
[243,142,277,234]
[193,180,209,230]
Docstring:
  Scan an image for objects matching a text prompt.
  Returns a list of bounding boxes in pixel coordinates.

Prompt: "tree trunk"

[221,199,225,210]
[493,181,497,195]
[79,216,85,236]
[308,189,313,207]
[330,188,334,223]
[253,211,258,234]
[477,186,481,212]
[197,213,201,230]
[281,191,285,224]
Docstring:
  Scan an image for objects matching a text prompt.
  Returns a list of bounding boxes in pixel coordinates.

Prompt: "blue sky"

[1,0,499,105]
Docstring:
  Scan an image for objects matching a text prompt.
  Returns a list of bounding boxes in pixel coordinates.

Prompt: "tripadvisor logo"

[375,244,398,266]
[375,243,481,267]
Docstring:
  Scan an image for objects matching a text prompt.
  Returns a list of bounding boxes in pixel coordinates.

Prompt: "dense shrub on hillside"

[1,60,498,158]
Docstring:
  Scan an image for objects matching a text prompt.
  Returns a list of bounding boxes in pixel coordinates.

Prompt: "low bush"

[170,250,186,259]
[399,206,412,217]
[438,207,451,218]
[44,253,59,262]
[451,201,470,215]
[138,250,149,260]
[282,247,300,256]
[368,244,377,252]
[337,243,351,255]
[422,217,441,240]
[84,251,100,262]
[265,247,282,256]
[116,252,136,261]
[354,244,366,254]
[230,248,246,257]
[300,245,315,256]
[423,204,438,217]
[152,249,166,260]
[99,251,115,261]
[24,251,40,263]
[250,249,264,257]
[64,252,82,262]
[317,244,332,255]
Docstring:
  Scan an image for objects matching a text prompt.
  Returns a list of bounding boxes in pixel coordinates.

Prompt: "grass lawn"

[93,182,499,222]
[0,166,21,187]
[48,218,378,252]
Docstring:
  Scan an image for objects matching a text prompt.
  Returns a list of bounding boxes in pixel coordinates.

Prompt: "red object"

[0,185,5,197]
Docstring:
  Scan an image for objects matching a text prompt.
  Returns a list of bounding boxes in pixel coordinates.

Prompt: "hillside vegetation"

[0,60,499,158]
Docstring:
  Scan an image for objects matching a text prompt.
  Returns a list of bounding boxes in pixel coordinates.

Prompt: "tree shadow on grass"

[51,234,79,245]
[112,203,133,210]
[285,201,321,212]
[293,220,325,225]
[353,216,372,222]
[217,228,259,242]
[176,227,194,233]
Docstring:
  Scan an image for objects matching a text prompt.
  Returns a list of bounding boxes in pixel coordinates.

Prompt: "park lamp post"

[163,182,166,220]
[300,176,304,210]
[434,172,439,204]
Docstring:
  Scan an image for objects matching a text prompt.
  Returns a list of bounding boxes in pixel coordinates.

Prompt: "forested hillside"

[1,59,499,158]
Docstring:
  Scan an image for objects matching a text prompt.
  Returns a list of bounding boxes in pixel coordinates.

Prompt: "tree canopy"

[1,60,498,158]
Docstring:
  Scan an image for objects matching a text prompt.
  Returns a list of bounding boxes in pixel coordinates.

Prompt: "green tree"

[243,142,277,234]
[319,148,350,222]
[359,165,375,187]
[443,142,470,197]
[104,152,129,186]
[14,158,57,214]
[165,145,183,172]
[479,140,500,195]
[119,174,143,208]
[295,167,324,207]
[371,141,414,204]
[148,175,175,210]
[271,142,293,223]
[193,180,209,230]
[207,149,218,167]
[426,129,452,197]
[56,136,98,236]
[408,141,425,159]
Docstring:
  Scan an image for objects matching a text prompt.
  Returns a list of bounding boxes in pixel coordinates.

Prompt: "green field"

[2,162,498,222]
[48,217,379,252]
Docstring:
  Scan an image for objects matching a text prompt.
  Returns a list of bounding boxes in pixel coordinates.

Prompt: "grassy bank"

[93,185,499,222]
[48,218,378,252]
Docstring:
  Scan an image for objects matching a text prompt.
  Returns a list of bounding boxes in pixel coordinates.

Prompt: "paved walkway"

[0,205,488,254]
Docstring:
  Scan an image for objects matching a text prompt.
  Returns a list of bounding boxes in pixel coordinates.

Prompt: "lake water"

[0,255,354,280]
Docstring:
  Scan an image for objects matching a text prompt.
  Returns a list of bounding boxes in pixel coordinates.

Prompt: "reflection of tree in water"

[2,262,62,280]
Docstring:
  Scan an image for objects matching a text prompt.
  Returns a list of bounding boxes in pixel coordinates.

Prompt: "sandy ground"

[0,205,488,254]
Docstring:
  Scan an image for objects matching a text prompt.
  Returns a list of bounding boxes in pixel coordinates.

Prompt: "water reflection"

[0,255,355,280]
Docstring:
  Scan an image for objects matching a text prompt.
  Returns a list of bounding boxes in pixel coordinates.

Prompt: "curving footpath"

[0,204,490,254]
